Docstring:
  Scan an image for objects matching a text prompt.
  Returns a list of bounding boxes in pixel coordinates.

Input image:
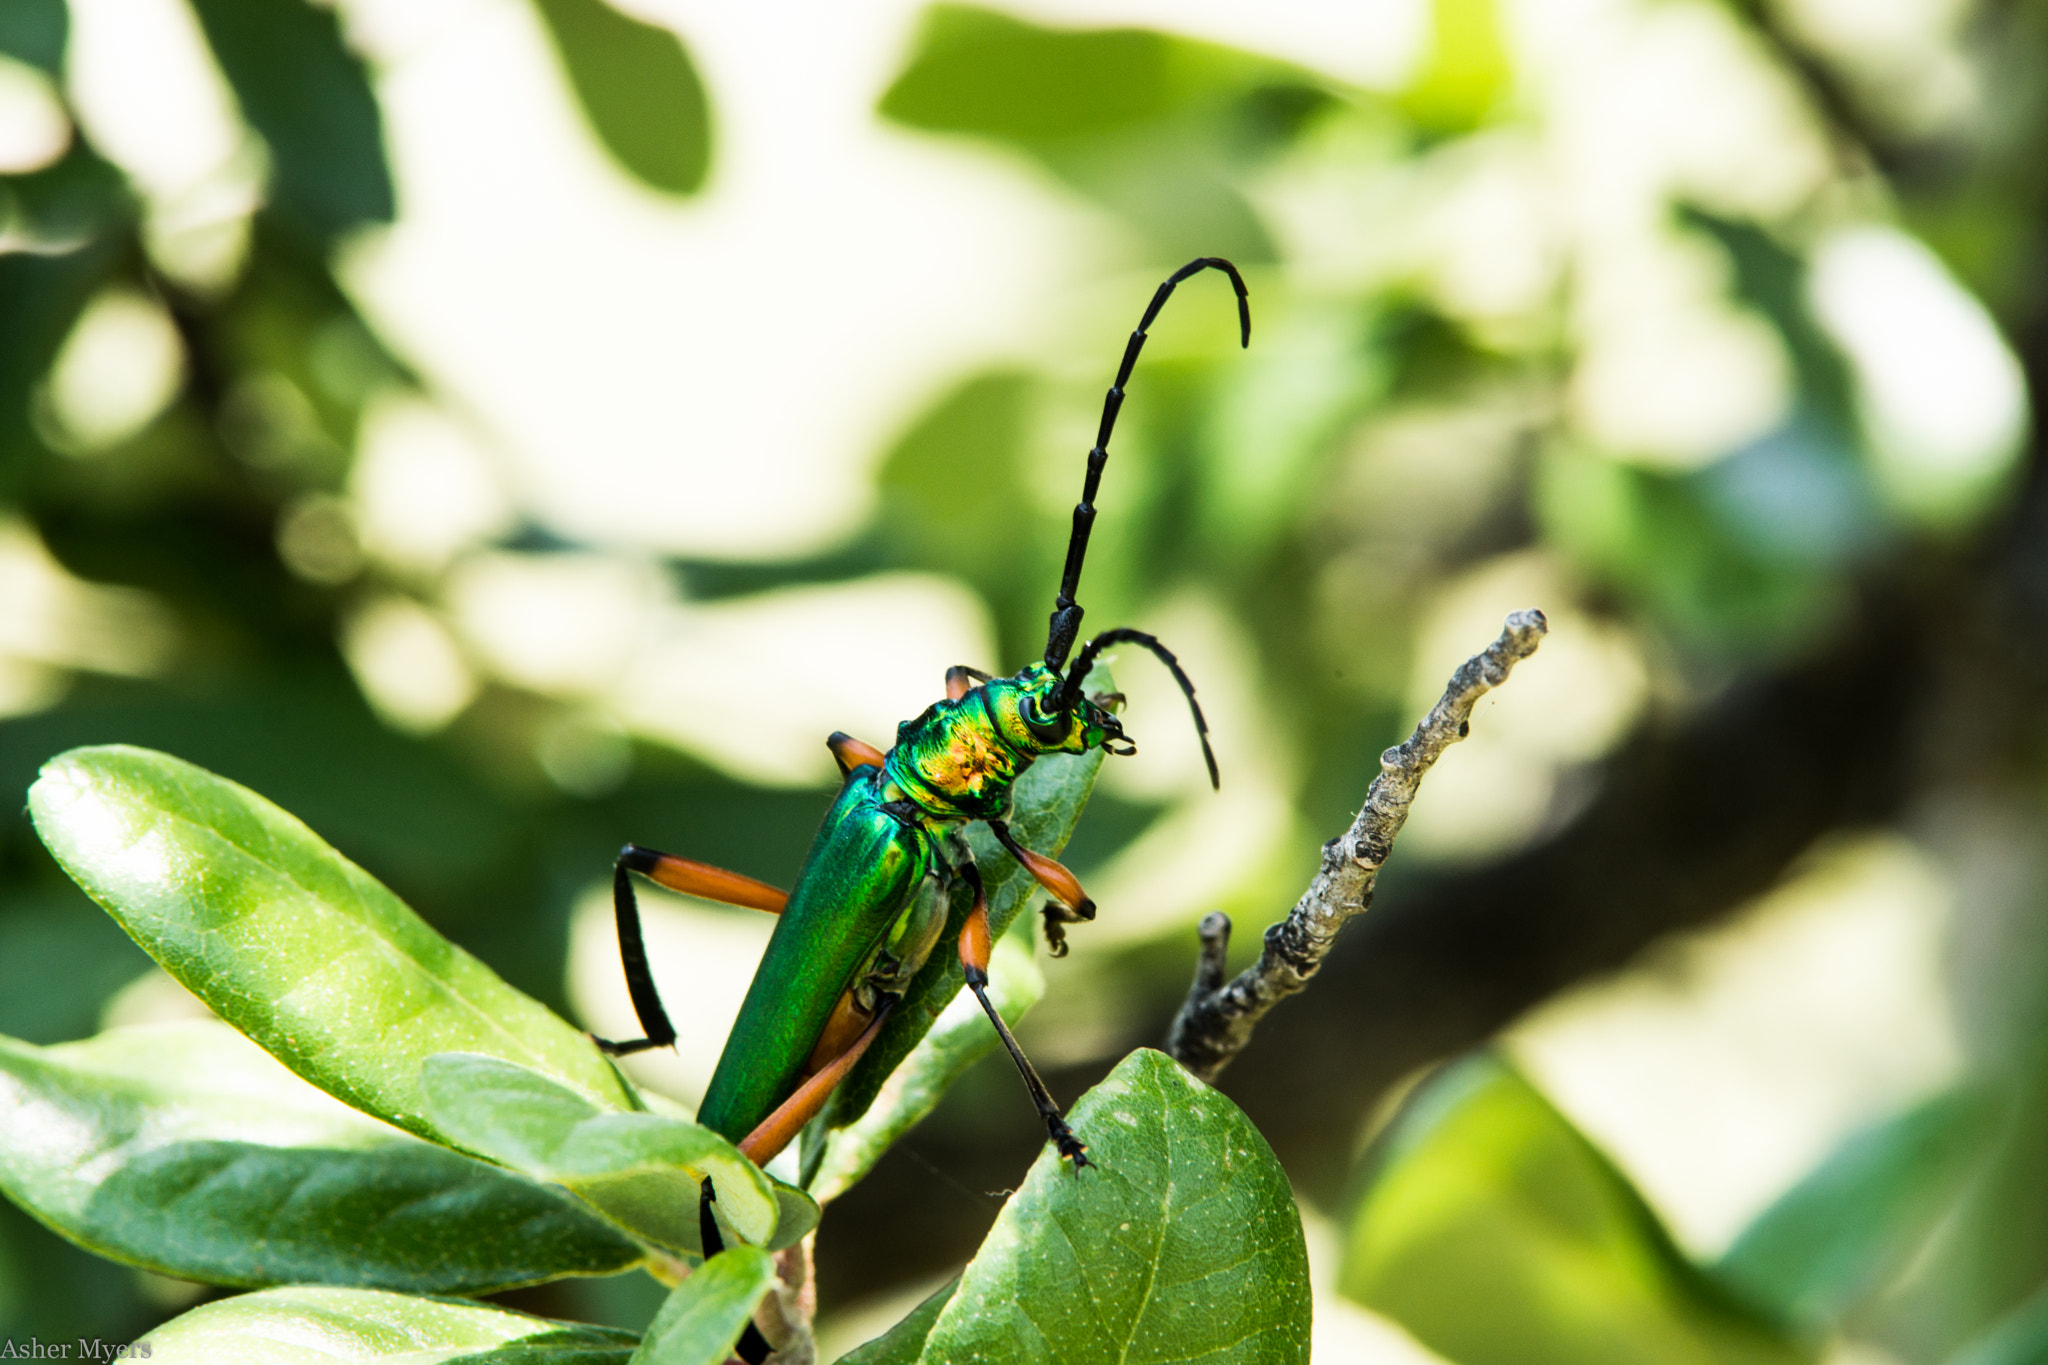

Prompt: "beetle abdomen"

[694,768,934,1145]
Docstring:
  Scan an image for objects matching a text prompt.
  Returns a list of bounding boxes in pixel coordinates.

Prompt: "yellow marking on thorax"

[921,724,1014,798]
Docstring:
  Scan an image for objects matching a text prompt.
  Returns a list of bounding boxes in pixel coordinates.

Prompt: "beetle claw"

[1042,912,1069,956]
[1049,1119,1090,1168]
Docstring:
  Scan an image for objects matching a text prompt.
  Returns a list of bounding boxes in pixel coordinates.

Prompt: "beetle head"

[986,663,1131,760]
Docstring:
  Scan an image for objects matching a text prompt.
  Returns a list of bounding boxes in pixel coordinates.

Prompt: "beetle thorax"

[884,690,1030,822]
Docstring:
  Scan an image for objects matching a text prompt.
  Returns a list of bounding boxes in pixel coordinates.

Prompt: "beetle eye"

[1021,696,1068,742]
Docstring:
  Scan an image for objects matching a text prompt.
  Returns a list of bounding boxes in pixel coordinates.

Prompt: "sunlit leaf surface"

[420,1051,811,1255]
[140,1285,639,1364]
[894,1049,1309,1364]
[27,746,635,1144]
[0,1021,642,1293]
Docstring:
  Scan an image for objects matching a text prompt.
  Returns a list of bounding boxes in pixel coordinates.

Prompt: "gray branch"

[1166,608,1549,1082]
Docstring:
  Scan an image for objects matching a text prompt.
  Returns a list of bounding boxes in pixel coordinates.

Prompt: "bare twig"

[760,1236,816,1364]
[1166,609,1549,1082]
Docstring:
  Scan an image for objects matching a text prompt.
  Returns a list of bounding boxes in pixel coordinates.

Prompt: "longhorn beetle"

[595,257,1250,1177]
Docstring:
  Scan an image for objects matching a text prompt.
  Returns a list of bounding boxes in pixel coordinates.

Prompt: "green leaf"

[815,732,1104,1146]
[532,0,712,196]
[1717,1087,1997,1327]
[836,1279,957,1365]
[806,923,1043,1202]
[420,1053,813,1256]
[26,746,635,1146]
[140,1285,639,1363]
[1341,1053,1811,1365]
[185,0,395,240]
[0,1021,642,1293]
[629,1247,776,1365]
[904,1049,1309,1364]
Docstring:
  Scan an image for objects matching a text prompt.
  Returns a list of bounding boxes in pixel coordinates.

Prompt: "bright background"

[4,0,2047,1360]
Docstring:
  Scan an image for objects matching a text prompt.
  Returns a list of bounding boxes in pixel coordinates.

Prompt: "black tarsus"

[1062,628,1219,789]
[1044,257,1249,673]
[699,1179,775,1365]
[592,846,679,1056]
[955,861,1090,1168]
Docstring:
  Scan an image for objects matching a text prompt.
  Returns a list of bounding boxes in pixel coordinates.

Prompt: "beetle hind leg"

[593,845,789,1057]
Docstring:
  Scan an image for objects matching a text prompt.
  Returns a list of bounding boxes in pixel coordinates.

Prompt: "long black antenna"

[1063,628,1218,790]
[1042,257,1249,672]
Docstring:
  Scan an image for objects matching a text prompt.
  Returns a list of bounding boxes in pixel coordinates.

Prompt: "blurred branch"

[1167,609,1549,1082]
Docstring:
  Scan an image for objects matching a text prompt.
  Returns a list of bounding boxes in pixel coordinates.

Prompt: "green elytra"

[597,259,1249,1173]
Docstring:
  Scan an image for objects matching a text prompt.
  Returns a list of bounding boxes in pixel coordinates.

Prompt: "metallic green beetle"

[596,257,1249,1171]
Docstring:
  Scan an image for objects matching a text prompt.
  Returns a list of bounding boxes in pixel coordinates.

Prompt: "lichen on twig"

[1166,608,1549,1082]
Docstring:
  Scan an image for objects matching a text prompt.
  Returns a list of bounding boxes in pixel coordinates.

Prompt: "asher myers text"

[0,1343,150,1359]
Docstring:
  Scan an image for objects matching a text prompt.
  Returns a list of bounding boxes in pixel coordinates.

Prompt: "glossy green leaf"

[532,0,712,196]
[0,1021,642,1293]
[1718,1087,1998,1328]
[836,1279,957,1365]
[903,1049,1309,1364]
[140,1286,639,1363]
[186,0,395,240]
[420,1052,812,1256]
[27,746,635,1146]
[817,735,1103,1142]
[806,924,1043,1202]
[1341,1053,1810,1365]
[630,1247,776,1365]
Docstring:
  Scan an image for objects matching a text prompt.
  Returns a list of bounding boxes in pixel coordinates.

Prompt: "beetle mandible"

[595,257,1250,1172]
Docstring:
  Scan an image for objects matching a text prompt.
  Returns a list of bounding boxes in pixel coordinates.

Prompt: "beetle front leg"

[956,861,1089,1167]
[986,819,1096,957]
[945,665,994,700]
[827,732,886,775]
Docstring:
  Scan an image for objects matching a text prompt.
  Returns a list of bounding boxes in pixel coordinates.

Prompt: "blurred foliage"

[186,0,394,242]
[532,0,713,197]
[6,0,2048,1359]
[1343,1055,1807,1365]
[880,3,1338,261]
